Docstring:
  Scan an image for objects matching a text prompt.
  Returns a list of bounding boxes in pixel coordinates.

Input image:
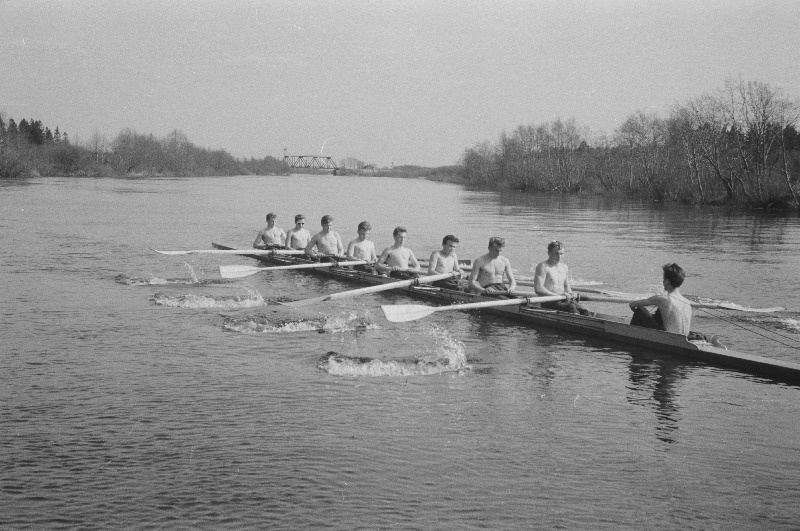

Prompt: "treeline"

[461,79,800,209]
[381,164,463,181]
[0,118,288,178]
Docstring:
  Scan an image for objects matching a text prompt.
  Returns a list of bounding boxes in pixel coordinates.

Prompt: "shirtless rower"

[253,213,286,249]
[286,214,311,250]
[305,214,345,260]
[346,221,378,273]
[375,226,421,279]
[628,263,692,335]
[532,240,588,315]
[428,234,464,289]
[468,237,516,298]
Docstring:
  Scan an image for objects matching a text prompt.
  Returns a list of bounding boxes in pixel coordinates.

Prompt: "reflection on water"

[626,357,688,445]
[491,190,800,260]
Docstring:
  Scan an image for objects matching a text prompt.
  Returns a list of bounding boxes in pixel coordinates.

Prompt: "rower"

[532,240,588,315]
[285,214,311,250]
[375,226,422,279]
[253,212,286,249]
[628,263,692,335]
[428,234,464,290]
[468,236,516,298]
[346,221,378,274]
[305,214,345,261]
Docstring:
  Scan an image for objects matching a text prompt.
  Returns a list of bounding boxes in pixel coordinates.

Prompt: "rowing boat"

[211,242,800,384]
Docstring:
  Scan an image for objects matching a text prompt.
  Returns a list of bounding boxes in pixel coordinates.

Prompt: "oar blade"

[219,265,262,279]
[151,248,191,255]
[710,302,785,313]
[281,295,330,308]
[381,304,437,323]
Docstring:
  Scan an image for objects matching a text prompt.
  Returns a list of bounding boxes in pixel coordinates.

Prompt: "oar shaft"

[573,293,784,313]
[220,260,367,278]
[326,272,456,301]
[433,294,566,312]
[153,248,305,256]
[258,260,366,272]
[282,272,458,307]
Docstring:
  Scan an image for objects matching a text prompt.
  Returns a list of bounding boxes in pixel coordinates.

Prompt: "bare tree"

[722,79,799,205]
[87,130,108,165]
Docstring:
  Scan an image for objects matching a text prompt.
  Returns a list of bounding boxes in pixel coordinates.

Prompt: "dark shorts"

[312,254,346,264]
[389,270,419,280]
[631,307,712,342]
[630,307,665,329]
[353,264,378,275]
[479,283,512,299]
[432,278,463,291]
[541,299,590,315]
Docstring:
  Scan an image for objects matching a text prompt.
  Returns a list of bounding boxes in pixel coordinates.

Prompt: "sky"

[1,0,798,167]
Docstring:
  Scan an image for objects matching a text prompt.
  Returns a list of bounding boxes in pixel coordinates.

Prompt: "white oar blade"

[381,304,437,323]
[724,304,784,313]
[152,249,193,255]
[281,295,330,308]
[219,265,262,278]
[696,302,785,313]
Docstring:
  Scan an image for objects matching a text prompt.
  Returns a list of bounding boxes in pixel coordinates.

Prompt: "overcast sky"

[2,0,798,166]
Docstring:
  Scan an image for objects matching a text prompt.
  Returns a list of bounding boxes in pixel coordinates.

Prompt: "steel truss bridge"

[283,154,340,172]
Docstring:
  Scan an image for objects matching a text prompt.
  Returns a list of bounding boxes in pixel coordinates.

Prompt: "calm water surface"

[2,175,800,529]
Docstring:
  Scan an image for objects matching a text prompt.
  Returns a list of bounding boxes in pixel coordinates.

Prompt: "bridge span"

[283,154,340,173]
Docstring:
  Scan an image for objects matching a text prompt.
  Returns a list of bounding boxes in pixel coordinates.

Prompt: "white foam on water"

[151,287,266,309]
[223,309,379,334]
[318,324,470,377]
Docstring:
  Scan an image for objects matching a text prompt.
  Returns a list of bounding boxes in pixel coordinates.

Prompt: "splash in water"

[738,313,800,335]
[318,325,470,376]
[150,287,267,309]
[118,262,219,286]
[223,309,378,334]
[116,274,229,286]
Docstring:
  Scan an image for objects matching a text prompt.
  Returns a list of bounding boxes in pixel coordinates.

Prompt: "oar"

[382,295,566,323]
[220,260,367,279]
[515,279,601,289]
[574,293,784,313]
[517,282,785,313]
[282,272,458,307]
[691,302,784,313]
[152,248,305,256]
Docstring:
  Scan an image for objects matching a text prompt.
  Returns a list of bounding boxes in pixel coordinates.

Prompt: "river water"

[2,174,799,529]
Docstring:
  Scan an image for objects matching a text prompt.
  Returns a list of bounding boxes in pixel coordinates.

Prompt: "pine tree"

[29,119,44,145]
[18,119,30,141]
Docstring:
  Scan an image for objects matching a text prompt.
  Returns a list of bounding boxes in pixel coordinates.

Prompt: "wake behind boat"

[211,242,800,384]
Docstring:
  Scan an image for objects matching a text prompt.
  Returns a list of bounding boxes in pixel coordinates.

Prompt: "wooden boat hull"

[213,243,800,384]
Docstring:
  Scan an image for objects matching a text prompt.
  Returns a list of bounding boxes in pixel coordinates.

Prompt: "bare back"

[646,293,692,335]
